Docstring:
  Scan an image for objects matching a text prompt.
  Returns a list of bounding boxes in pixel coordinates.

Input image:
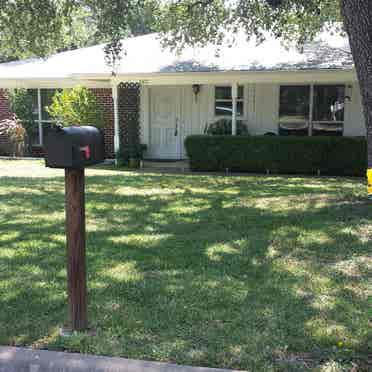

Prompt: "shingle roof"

[0,31,353,80]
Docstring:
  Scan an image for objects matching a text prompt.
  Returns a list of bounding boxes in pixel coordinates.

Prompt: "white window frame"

[278,83,346,136]
[214,85,244,119]
[31,88,58,146]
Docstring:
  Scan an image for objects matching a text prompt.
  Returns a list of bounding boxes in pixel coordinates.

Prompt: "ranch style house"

[0,30,366,159]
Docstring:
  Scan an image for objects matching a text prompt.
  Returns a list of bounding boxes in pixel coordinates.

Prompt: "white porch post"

[111,81,120,164]
[231,83,238,135]
[37,88,43,146]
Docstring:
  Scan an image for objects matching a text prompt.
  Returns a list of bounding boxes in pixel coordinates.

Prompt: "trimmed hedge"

[185,135,367,176]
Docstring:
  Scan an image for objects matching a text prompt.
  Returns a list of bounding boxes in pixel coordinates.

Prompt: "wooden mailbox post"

[65,168,87,330]
[44,126,105,331]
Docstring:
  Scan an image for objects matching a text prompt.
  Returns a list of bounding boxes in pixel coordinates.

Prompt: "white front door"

[149,87,181,159]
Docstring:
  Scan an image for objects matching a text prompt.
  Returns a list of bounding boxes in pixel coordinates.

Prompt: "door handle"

[175,118,178,136]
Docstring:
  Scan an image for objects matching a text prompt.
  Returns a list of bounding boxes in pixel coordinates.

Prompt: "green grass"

[0,160,371,371]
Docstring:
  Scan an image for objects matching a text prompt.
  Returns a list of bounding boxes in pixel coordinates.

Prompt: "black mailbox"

[45,126,105,169]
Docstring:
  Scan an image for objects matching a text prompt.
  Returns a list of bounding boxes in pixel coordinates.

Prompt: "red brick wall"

[0,87,140,159]
[0,89,12,121]
[0,89,13,154]
[91,88,115,158]
[92,86,141,159]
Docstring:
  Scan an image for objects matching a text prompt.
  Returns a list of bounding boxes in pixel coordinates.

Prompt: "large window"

[215,86,244,117]
[279,84,345,136]
[279,86,310,136]
[27,88,58,145]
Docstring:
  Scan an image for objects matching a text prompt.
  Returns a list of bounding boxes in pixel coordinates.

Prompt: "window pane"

[215,101,232,116]
[215,101,243,116]
[313,85,345,122]
[280,86,310,121]
[215,86,244,100]
[237,101,243,116]
[215,86,231,100]
[27,89,39,122]
[41,89,57,120]
[238,86,244,99]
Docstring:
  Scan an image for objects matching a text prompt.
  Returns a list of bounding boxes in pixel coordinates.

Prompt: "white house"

[0,30,366,159]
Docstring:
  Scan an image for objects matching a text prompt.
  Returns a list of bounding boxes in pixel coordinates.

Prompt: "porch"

[108,73,364,161]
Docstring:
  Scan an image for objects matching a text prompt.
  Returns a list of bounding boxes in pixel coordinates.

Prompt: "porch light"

[192,84,201,102]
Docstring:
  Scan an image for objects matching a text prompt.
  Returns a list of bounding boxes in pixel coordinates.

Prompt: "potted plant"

[127,143,147,168]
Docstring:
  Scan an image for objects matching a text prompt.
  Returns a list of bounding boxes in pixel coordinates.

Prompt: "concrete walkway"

[0,347,244,372]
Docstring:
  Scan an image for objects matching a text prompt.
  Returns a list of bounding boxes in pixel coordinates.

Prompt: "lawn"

[0,160,371,371]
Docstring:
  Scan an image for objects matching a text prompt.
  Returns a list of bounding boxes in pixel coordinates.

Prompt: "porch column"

[37,88,43,146]
[231,83,238,135]
[111,82,120,164]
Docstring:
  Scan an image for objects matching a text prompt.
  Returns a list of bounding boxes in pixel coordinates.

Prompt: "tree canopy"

[158,0,342,51]
[0,0,158,61]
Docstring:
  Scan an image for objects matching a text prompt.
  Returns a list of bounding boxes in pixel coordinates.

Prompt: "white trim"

[0,70,357,90]
[231,83,238,135]
[72,69,358,86]
[111,83,120,159]
[140,86,150,145]
[37,88,43,145]
[0,78,111,89]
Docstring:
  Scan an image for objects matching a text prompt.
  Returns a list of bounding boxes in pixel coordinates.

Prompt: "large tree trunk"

[340,0,372,169]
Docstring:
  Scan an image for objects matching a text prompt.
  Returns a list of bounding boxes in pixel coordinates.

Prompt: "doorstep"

[142,160,190,172]
[0,346,244,372]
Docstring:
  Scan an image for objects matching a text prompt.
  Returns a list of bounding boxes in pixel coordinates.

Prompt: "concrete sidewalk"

[0,347,244,372]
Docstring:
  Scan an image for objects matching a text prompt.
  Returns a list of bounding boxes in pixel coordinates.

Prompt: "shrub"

[7,89,37,154]
[46,86,104,128]
[0,116,26,156]
[119,143,147,165]
[204,119,249,135]
[185,135,367,176]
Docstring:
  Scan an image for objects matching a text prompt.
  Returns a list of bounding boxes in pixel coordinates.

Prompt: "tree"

[156,0,372,173]
[0,0,158,60]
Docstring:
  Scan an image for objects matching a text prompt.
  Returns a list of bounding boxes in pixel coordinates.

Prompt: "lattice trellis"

[118,82,141,148]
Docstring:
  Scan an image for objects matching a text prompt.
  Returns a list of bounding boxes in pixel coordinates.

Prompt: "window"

[27,88,58,145]
[279,84,346,136]
[312,85,345,136]
[279,86,310,136]
[215,86,244,116]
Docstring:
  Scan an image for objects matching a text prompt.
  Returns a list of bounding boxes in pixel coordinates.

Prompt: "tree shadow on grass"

[0,172,370,370]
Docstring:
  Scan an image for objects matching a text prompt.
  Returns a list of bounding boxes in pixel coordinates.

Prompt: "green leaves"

[0,0,159,61]
[46,86,104,128]
[157,0,342,50]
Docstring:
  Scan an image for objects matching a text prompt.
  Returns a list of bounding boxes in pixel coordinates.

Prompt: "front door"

[149,87,181,159]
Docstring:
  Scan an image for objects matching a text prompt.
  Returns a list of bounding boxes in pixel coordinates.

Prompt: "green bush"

[185,135,367,176]
[7,89,37,154]
[119,143,147,165]
[46,86,104,128]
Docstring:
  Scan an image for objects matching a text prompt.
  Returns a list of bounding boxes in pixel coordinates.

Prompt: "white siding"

[248,84,279,135]
[140,81,366,159]
[344,83,365,136]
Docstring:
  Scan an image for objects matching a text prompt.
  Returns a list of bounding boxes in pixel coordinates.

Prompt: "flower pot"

[129,158,140,169]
